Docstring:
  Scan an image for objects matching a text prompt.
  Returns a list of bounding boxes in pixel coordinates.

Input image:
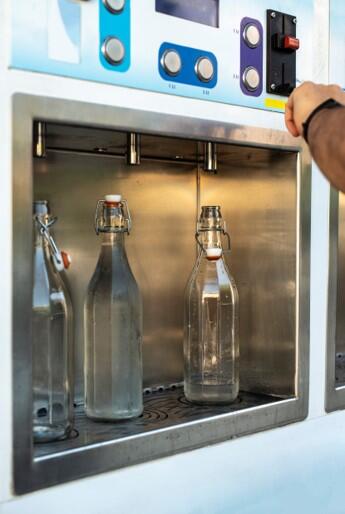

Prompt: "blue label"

[99,0,131,72]
[158,42,218,89]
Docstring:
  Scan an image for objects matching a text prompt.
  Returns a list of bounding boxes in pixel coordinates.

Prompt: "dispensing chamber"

[12,94,311,493]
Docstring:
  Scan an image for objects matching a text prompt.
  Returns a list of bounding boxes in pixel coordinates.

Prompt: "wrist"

[302,98,343,143]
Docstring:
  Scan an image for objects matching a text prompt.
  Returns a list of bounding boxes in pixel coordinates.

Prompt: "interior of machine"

[32,122,297,459]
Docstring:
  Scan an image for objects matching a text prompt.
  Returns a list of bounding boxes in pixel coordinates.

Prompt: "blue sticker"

[99,0,131,72]
[158,42,218,89]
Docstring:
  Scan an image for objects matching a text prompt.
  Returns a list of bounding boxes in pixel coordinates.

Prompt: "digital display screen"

[156,0,219,28]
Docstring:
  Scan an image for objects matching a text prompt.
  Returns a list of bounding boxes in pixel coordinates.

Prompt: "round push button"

[195,57,214,82]
[102,37,125,65]
[243,24,261,48]
[161,49,182,77]
[242,66,260,91]
[103,0,126,13]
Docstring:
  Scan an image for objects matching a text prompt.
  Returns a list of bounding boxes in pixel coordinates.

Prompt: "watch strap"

[303,98,343,143]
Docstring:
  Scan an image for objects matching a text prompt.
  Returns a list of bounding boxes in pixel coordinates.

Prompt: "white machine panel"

[330,0,345,88]
[10,0,313,112]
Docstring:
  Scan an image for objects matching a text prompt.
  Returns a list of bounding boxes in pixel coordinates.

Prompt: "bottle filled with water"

[84,195,143,420]
[184,206,239,404]
[32,200,73,442]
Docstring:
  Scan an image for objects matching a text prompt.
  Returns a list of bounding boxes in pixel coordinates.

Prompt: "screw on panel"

[292,17,297,24]
[270,83,276,91]
[270,11,276,18]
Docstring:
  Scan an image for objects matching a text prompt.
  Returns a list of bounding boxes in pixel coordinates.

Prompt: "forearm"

[308,106,345,192]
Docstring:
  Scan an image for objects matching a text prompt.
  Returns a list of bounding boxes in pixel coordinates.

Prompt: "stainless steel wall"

[203,146,296,396]
[34,126,297,400]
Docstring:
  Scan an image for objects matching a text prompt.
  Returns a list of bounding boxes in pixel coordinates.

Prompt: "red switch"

[283,35,300,51]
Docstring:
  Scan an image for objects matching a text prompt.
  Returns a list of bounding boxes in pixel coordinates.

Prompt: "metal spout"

[203,142,217,172]
[127,133,141,165]
[33,121,46,159]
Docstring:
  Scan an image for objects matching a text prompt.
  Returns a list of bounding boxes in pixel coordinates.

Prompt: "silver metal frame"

[12,94,311,494]
[325,188,345,412]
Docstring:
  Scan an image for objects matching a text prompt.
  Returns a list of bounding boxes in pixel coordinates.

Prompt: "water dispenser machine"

[6,0,314,497]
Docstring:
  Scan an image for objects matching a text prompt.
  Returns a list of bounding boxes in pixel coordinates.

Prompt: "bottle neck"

[98,232,129,269]
[34,219,49,248]
[200,229,222,250]
[100,231,126,247]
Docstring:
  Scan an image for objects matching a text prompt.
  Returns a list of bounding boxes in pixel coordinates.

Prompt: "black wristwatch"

[302,98,343,143]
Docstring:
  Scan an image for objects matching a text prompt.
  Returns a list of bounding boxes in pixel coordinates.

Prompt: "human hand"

[285,82,345,137]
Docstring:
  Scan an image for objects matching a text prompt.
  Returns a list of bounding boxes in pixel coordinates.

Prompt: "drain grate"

[34,387,282,459]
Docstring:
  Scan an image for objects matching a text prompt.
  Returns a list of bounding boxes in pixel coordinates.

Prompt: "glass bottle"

[84,194,143,420]
[184,206,239,404]
[32,201,73,443]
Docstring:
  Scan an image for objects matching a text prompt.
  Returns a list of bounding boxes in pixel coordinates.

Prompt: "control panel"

[10,0,313,112]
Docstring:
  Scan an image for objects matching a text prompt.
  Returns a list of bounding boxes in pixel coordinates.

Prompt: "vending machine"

[0,1,344,513]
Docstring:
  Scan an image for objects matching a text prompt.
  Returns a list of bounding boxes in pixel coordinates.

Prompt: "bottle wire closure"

[195,222,231,255]
[94,198,132,235]
[35,216,70,272]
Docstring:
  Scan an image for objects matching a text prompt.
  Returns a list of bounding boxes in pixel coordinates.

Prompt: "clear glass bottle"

[84,195,143,420]
[184,206,239,404]
[32,201,73,443]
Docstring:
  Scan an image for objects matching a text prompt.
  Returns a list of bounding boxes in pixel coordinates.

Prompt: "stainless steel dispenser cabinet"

[12,95,311,493]
[326,190,345,412]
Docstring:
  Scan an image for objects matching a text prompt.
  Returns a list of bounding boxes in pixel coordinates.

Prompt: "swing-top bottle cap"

[206,248,222,260]
[96,195,131,234]
[33,200,50,216]
[104,194,122,204]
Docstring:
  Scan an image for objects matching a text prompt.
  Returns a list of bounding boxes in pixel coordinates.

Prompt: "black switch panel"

[266,9,299,96]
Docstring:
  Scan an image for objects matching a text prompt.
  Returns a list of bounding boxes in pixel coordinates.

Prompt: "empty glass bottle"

[32,201,73,443]
[84,195,143,420]
[184,206,239,404]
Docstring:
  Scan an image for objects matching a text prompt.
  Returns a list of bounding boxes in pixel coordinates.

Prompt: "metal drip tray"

[34,388,282,460]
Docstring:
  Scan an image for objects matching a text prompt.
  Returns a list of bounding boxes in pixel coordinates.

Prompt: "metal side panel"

[325,0,345,413]
[12,94,311,494]
[326,189,345,412]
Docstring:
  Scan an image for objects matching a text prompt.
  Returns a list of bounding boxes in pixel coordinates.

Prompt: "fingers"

[285,117,300,137]
[285,90,300,137]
